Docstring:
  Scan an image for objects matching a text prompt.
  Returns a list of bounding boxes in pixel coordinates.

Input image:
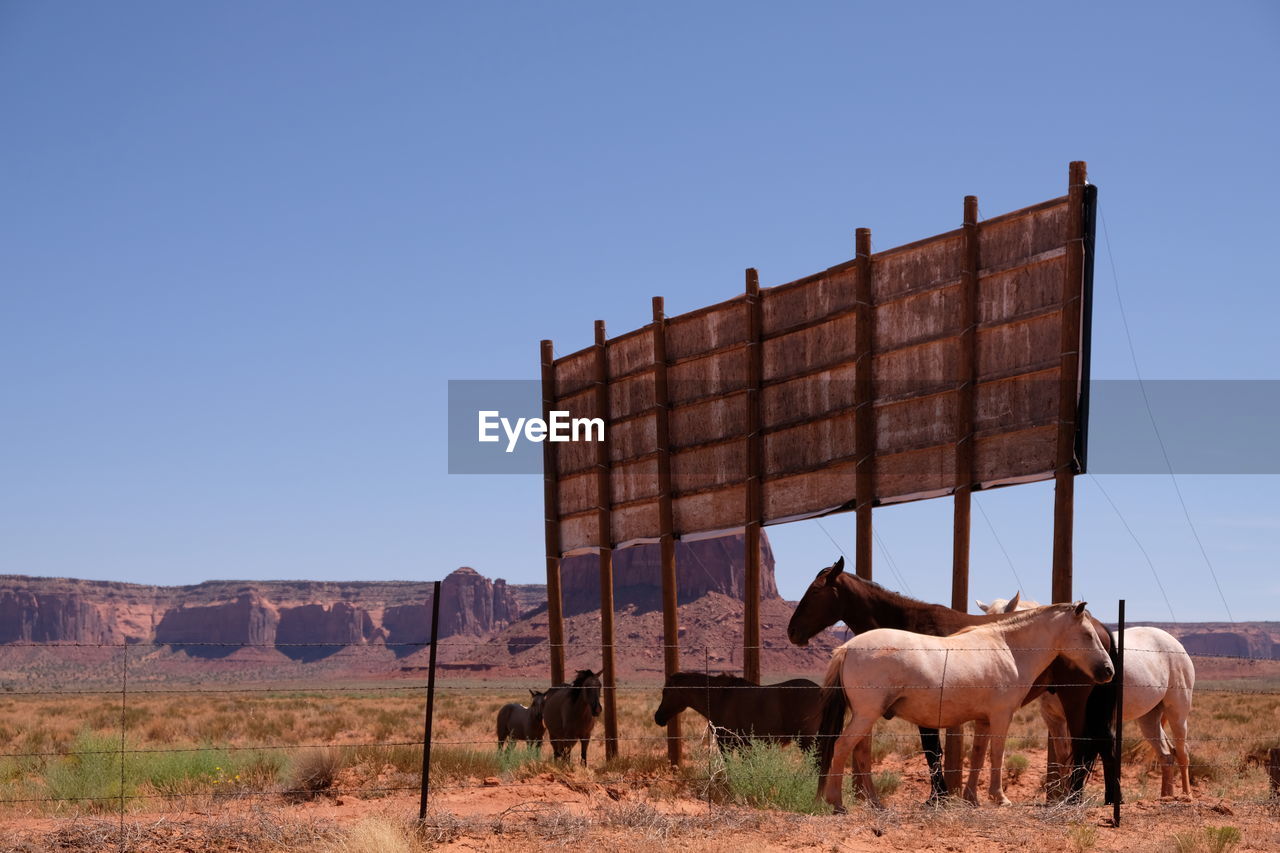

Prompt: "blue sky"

[1,2,1277,622]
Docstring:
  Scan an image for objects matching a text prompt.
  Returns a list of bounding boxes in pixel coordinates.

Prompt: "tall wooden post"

[853,228,876,580]
[593,320,619,759]
[743,270,764,684]
[1052,161,1088,604]
[540,340,566,686]
[652,296,682,764]
[943,196,982,793]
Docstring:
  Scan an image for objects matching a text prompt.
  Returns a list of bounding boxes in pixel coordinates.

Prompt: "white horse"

[977,594,1195,797]
[820,603,1113,811]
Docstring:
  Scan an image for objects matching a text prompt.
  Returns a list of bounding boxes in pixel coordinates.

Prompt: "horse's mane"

[570,669,597,686]
[832,569,937,610]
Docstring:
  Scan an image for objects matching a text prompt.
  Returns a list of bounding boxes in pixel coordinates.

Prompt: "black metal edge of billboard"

[1076,182,1098,474]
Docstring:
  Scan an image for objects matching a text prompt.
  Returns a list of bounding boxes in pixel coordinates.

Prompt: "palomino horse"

[496,689,548,750]
[652,672,822,753]
[820,603,1114,811]
[787,557,1121,804]
[543,669,602,764]
[978,594,1195,797]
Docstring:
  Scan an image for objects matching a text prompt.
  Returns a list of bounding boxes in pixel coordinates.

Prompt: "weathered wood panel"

[667,348,748,405]
[978,200,1067,271]
[546,182,1087,546]
[763,417,858,478]
[607,327,655,379]
[872,232,964,303]
[608,371,656,422]
[612,500,660,546]
[559,512,599,554]
[671,439,748,495]
[973,425,1057,484]
[762,461,859,524]
[761,363,858,430]
[762,312,858,382]
[761,268,858,336]
[608,413,657,464]
[611,457,660,505]
[557,471,598,517]
[666,300,747,362]
[554,348,596,397]
[669,393,748,449]
[673,485,747,537]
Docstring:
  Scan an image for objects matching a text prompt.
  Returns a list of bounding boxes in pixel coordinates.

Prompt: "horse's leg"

[1039,695,1070,801]
[824,715,874,813]
[1165,709,1192,798]
[985,715,1013,806]
[579,737,588,766]
[853,726,882,809]
[1135,706,1173,797]
[963,719,990,805]
[918,727,947,803]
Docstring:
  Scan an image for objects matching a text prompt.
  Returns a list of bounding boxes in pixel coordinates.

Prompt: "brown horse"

[543,669,602,764]
[787,556,1119,804]
[497,689,547,750]
[653,672,822,753]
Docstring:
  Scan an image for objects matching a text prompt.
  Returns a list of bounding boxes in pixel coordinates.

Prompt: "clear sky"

[2,2,1277,623]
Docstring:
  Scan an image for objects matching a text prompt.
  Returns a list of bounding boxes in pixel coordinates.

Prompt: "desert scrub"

[1005,752,1030,783]
[1172,826,1242,853]
[720,742,827,815]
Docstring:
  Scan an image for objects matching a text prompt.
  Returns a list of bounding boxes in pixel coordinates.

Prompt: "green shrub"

[1005,752,1030,783]
[43,731,128,812]
[720,742,827,815]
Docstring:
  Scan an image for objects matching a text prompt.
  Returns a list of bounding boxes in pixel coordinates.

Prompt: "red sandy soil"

[4,749,1279,852]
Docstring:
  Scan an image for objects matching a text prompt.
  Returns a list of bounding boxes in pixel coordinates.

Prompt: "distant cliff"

[0,532,778,658]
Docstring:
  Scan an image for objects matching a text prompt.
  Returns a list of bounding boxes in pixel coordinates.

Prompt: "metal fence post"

[1112,599,1125,827]
[418,579,442,820]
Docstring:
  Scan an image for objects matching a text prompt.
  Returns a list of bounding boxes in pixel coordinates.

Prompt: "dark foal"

[653,671,821,753]
[788,556,1119,805]
[543,669,603,765]
[497,689,547,750]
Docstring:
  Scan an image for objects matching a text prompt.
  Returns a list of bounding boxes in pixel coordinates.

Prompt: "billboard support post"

[853,227,875,581]
[593,320,619,760]
[652,296,682,765]
[1052,161,1088,604]
[540,340,566,686]
[744,269,764,684]
[943,195,982,794]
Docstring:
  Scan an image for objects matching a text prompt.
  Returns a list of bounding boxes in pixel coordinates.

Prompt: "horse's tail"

[817,645,850,783]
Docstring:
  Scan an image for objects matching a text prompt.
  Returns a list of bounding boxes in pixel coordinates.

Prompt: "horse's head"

[1056,602,1115,685]
[572,669,603,716]
[974,591,1028,614]
[528,689,547,721]
[787,556,847,646]
[653,672,691,726]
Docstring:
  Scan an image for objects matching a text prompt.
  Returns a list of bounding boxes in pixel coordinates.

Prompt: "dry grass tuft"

[288,747,347,796]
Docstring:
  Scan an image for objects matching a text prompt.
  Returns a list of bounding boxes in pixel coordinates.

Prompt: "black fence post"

[418,579,442,821]
[1113,599,1125,827]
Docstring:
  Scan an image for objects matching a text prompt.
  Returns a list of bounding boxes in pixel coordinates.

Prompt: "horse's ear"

[1074,601,1087,615]
[975,599,988,612]
[827,556,845,583]
[1006,591,1021,612]
[594,670,603,678]
[529,689,537,698]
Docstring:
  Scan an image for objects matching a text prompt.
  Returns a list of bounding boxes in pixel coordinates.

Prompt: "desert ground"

[2,656,1280,852]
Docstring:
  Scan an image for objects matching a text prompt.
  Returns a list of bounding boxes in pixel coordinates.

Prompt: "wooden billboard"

[540,162,1095,763]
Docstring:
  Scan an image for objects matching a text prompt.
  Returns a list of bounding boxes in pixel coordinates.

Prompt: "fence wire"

[2,633,1279,829]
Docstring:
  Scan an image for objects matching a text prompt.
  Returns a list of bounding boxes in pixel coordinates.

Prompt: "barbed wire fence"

[3,600,1280,849]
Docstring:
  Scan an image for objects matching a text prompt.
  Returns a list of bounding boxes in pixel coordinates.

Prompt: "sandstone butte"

[2,529,1276,676]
